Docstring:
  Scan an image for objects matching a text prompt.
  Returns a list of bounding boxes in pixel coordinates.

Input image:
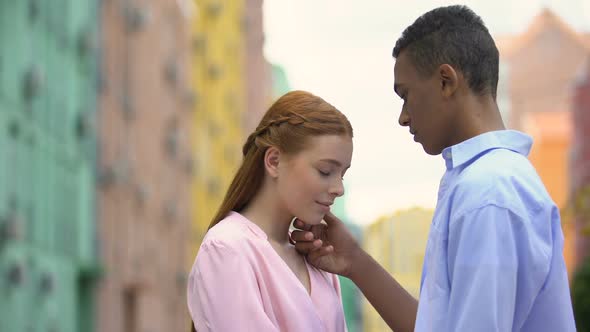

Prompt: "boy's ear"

[439,63,459,98]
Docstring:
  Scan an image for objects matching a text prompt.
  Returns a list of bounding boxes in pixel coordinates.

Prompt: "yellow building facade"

[363,208,433,332]
[190,0,247,259]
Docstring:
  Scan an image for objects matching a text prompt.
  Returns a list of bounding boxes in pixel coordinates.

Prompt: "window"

[123,288,138,332]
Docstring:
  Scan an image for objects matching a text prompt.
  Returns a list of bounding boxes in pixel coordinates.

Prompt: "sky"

[262,0,590,225]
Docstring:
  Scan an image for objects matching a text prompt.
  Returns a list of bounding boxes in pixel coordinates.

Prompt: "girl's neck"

[240,182,293,245]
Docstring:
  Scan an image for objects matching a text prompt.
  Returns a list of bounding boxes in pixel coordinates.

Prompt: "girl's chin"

[295,214,324,226]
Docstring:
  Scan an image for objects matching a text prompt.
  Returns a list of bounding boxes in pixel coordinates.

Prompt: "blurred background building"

[97,1,192,332]
[571,56,590,269]
[362,208,432,332]
[190,0,249,265]
[331,190,363,332]
[496,8,590,277]
[0,2,100,331]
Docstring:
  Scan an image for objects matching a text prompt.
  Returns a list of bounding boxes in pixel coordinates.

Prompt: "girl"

[187,90,353,331]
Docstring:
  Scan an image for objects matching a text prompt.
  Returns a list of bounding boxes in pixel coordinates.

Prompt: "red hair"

[208,90,353,229]
[190,90,352,332]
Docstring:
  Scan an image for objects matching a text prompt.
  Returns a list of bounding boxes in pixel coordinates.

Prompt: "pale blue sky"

[263,0,590,225]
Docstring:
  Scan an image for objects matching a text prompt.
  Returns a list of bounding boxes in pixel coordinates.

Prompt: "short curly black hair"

[393,5,499,99]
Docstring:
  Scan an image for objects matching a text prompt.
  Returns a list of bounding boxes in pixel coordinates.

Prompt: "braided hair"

[207,90,352,230]
[189,90,352,332]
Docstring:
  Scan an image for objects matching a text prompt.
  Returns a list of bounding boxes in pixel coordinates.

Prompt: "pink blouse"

[187,211,348,332]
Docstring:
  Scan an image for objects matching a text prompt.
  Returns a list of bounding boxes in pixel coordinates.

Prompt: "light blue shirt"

[415,130,576,332]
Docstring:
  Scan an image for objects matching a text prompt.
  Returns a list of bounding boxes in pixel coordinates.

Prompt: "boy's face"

[394,50,455,155]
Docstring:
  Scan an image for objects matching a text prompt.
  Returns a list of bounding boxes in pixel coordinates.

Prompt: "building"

[189,0,248,258]
[570,57,590,269]
[0,1,100,331]
[362,208,432,332]
[331,190,363,332]
[243,0,273,135]
[496,8,590,277]
[97,1,193,331]
[495,8,590,130]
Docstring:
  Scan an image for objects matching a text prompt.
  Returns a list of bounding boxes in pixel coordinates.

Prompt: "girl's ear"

[264,146,281,178]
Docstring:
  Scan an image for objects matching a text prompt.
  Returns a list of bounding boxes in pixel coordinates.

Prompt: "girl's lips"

[316,201,332,211]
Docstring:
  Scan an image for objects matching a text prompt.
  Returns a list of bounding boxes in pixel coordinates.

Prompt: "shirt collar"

[441,130,532,170]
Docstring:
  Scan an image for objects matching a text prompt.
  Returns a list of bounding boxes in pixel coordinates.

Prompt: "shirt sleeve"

[187,241,278,332]
[445,204,549,331]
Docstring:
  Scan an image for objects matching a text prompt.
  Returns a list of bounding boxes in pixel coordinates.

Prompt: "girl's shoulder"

[200,211,267,253]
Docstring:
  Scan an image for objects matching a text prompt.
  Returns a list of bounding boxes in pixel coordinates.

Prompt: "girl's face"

[275,135,353,224]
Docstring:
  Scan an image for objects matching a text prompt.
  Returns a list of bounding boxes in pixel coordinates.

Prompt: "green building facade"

[0,2,99,331]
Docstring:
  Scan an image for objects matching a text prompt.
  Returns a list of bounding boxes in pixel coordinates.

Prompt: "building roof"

[495,8,590,58]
